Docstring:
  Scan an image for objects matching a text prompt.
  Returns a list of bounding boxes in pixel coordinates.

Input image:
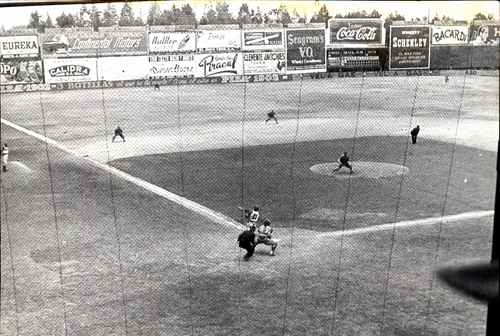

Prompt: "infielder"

[112,126,125,142]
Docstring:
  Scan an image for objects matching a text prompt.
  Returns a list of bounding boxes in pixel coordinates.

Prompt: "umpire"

[237,226,257,261]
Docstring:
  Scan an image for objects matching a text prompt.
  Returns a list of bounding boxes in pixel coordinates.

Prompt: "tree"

[319,4,331,22]
[473,13,488,21]
[45,13,54,28]
[102,3,119,27]
[90,5,101,30]
[384,12,405,45]
[147,2,161,25]
[238,3,251,25]
[55,12,75,28]
[179,4,196,25]
[206,8,217,24]
[27,11,42,30]
[119,2,134,26]
[215,1,235,24]
[370,10,382,18]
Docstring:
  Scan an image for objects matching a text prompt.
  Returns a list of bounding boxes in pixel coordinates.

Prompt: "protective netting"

[1,32,498,336]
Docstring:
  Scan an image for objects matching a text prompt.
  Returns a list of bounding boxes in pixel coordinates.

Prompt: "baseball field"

[1,73,498,335]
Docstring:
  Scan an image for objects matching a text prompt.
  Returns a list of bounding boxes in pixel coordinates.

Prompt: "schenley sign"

[391,37,428,47]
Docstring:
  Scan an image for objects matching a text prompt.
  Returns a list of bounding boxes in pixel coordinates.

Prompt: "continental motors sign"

[389,25,430,70]
[41,31,147,57]
[328,19,383,44]
[0,35,39,57]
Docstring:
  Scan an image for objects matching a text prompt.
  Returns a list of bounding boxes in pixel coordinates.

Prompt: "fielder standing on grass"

[1,143,8,172]
[411,125,420,144]
[265,110,279,124]
[112,126,125,142]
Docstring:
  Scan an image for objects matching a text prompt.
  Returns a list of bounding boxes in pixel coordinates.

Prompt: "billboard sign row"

[286,28,326,73]
[149,32,196,52]
[149,52,243,78]
[196,29,241,49]
[327,49,382,70]
[328,19,384,45]
[243,51,286,74]
[0,35,39,57]
[41,31,148,57]
[0,59,43,84]
[431,25,468,45]
[242,30,284,50]
[470,24,500,45]
[389,25,430,70]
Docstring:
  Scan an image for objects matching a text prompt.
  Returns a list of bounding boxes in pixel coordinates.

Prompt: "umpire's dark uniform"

[411,125,420,144]
[238,227,256,260]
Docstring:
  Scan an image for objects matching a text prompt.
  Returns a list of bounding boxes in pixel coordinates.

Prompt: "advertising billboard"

[196,29,241,50]
[470,24,500,45]
[97,56,149,81]
[328,19,384,45]
[149,54,196,78]
[194,52,243,77]
[431,25,468,45]
[0,35,39,57]
[389,25,430,70]
[43,57,97,83]
[242,29,284,50]
[41,31,148,57]
[327,49,382,70]
[285,28,326,73]
[243,51,286,75]
[0,59,43,84]
[149,32,196,52]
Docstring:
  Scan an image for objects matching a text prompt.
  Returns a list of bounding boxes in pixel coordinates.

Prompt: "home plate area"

[309,161,409,179]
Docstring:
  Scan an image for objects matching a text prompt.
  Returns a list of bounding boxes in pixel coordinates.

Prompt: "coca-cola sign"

[328,19,383,44]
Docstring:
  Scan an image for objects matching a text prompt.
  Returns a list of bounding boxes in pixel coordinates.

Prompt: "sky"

[0,1,498,29]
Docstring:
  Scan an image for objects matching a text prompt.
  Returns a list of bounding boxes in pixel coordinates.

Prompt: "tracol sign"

[389,25,430,70]
[195,53,243,77]
[285,28,326,73]
[242,30,284,50]
[328,19,383,45]
[0,35,39,57]
[431,25,468,45]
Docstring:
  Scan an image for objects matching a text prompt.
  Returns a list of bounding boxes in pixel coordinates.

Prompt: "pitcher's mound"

[310,161,409,179]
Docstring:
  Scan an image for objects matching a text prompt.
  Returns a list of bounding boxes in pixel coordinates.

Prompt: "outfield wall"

[1,23,499,93]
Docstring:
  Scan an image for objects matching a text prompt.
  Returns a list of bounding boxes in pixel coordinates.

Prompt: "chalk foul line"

[1,118,246,231]
[318,210,494,238]
[2,118,493,237]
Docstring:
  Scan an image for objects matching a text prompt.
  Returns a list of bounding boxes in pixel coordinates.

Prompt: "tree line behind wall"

[2,1,494,33]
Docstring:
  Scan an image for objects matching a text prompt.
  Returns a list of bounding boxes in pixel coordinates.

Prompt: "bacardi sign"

[328,19,383,44]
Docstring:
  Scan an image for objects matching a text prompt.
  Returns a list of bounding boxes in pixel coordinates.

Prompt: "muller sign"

[328,19,383,45]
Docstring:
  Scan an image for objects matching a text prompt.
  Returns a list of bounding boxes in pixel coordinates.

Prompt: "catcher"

[256,218,278,256]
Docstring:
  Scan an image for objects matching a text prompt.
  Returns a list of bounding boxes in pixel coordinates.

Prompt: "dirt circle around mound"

[309,161,409,179]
